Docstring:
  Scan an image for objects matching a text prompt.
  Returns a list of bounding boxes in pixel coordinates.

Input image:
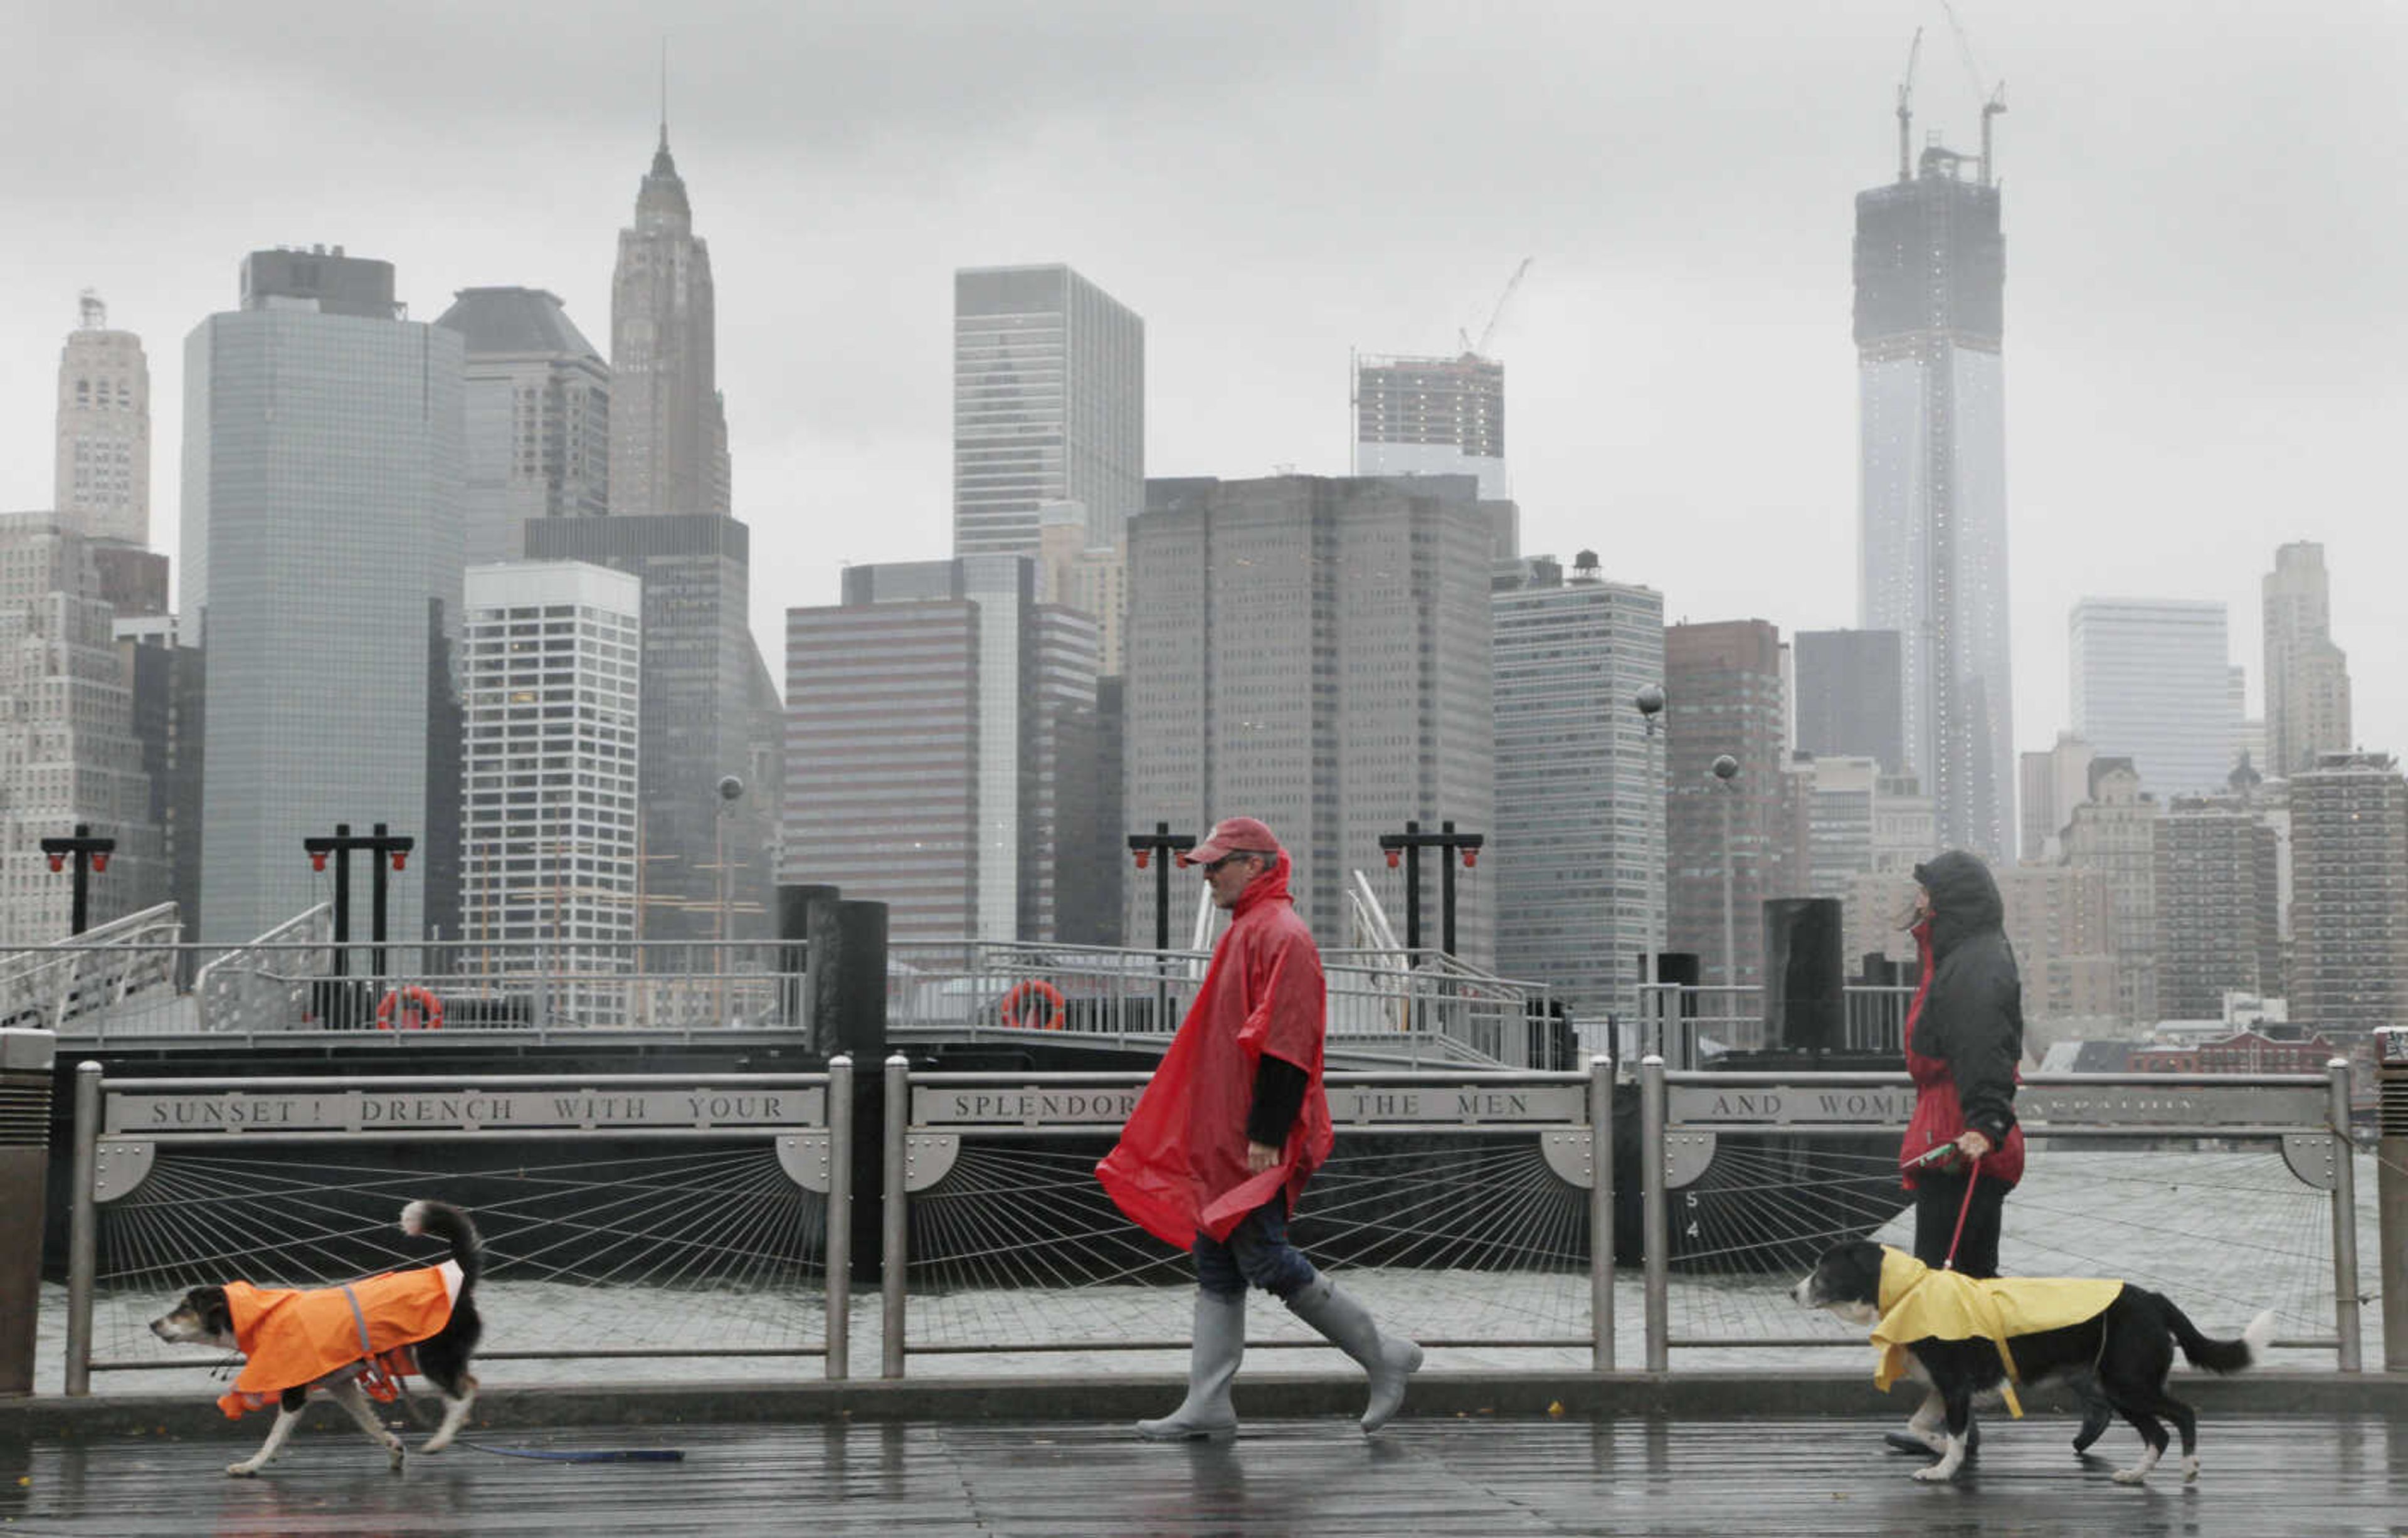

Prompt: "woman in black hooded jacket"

[1889,848,2113,1457]
[1897,848,2025,1278]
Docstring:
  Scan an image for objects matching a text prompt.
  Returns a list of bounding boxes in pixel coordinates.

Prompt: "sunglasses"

[1201,853,1260,875]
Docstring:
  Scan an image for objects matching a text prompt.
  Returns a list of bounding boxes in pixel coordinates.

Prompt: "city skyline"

[3,5,2402,781]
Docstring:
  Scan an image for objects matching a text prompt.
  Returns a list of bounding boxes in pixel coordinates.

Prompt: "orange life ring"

[998,979,1065,1031]
[375,985,444,1031]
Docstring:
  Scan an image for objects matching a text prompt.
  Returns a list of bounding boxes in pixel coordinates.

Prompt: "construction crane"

[1458,256,1533,359]
[1894,26,1923,182]
[1941,1,2007,186]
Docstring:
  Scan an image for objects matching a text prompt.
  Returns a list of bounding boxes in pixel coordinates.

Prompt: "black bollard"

[806,898,887,1285]
[1761,898,1846,1055]
[0,1030,57,1394]
[776,884,840,1032]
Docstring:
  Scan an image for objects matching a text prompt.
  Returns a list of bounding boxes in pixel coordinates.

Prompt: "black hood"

[1913,848,2004,959]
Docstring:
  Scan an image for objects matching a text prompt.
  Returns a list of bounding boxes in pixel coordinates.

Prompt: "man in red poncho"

[1098,816,1423,1441]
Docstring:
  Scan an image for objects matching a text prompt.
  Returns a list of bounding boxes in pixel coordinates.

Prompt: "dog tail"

[2165,1297,2274,1374]
[401,1199,482,1288]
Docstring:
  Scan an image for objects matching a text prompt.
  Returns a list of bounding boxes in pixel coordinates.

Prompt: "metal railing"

[62,1060,853,1393]
[888,939,1561,1068]
[0,904,185,1034]
[1634,1056,2364,1371]
[35,938,801,1042]
[47,1051,2374,1389]
[1630,982,1919,1068]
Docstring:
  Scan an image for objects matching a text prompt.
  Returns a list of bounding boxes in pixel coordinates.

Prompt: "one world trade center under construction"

[1854,73,2014,861]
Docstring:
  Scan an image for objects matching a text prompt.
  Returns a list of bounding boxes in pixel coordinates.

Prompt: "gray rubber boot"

[1137,1289,1245,1441]
[1283,1276,1423,1434]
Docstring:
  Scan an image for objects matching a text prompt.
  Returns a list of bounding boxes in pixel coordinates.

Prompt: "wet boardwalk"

[4,1413,2402,1536]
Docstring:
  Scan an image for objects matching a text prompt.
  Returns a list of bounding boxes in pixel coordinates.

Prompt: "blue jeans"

[1193,1197,1318,1300]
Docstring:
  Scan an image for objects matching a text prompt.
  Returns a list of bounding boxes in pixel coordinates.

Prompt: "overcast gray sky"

[6,1,2404,774]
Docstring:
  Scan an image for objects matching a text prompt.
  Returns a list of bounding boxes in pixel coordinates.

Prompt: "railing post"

[880,1052,909,1379]
[1640,1053,1668,1372]
[824,1055,852,1381]
[1588,1053,1615,1371]
[66,1060,101,1396]
[2326,1056,2362,1372]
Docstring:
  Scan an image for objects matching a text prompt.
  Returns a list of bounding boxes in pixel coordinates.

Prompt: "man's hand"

[1245,1140,1281,1173]
[1955,1129,1993,1160]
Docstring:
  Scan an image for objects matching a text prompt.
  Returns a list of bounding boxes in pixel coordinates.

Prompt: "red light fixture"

[1385,849,1401,870]
[1133,849,1149,870]
[90,853,109,873]
[309,851,328,872]
[1462,850,1477,870]
[391,852,408,872]
[46,855,64,873]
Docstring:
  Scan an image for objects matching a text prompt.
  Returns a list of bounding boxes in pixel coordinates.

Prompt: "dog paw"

[2112,1467,2148,1485]
[2181,1458,2199,1483]
[1912,1464,1956,1483]
[225,1462,260,1478]
[387,1441,406,1472]
[421,1436,452,1455]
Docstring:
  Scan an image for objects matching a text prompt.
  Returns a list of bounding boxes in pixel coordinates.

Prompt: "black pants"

[1911,1169,2007,1279]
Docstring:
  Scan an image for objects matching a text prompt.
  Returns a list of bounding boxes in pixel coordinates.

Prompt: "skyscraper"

[523,514,780,944]
[2155,794,2283,1020]
[1125,475,1494,960]
[2018,731,2094,864]
[2289,752,2408,1035]
[1491,552,1666,1016]
[2263,542,2352,777]
[53,293,149,546]
[459,562,642,1005]
[1854,129,2014,858]
[2061,758,2160,1028]
[2069,598,2234,800]
[1353,352,1508,501]
[953,265,1144,558]
[0,515,164,943]
[782,557,1102,944]
[1664,620,1791,988]
[1793,629,1905,774]
[435,287,610,569]
[182,248,464,943]
[608,128,729,519]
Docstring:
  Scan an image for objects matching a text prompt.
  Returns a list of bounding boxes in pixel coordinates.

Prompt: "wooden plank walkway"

[3,1414,2401,1535]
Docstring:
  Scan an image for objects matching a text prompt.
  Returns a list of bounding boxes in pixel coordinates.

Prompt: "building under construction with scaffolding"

[1351,351,1508,501]
[1853,52,2015,862]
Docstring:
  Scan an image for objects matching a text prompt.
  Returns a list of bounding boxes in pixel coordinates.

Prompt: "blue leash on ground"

[452,1438,684,1463]
[394,1388,684,1463]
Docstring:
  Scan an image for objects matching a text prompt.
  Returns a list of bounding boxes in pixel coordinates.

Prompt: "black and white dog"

[1793,1238,2272,1485]
[149,1199,483,1477]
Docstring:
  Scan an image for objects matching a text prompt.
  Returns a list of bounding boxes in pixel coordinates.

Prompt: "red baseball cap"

[1180,816,1282,867]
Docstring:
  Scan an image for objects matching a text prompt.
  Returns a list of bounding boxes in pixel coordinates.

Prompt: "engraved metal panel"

[1667,1084,1914,1128]
[2017,1084,2327,1129]
[107,1085,827,1137]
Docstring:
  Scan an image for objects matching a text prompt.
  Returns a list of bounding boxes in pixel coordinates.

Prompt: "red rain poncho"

[1097,851,1335,1246]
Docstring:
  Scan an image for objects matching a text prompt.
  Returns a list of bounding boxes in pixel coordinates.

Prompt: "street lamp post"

[1710,754,1740,991]
[1377,819,1485,956]
[39,824,114,937]
[1127,823,1198,1033]
[302,822,414,986]
[716,775,745,1026]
